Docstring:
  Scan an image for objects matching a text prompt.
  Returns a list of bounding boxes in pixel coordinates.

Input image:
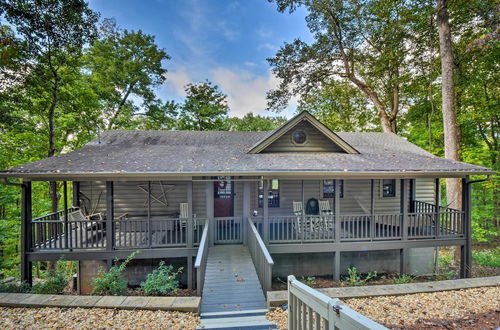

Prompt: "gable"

[260,120,346,153]
[248,111,359,154]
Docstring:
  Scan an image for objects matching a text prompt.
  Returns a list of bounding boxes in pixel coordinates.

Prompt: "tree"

[0,0,99,212]
[297,81,377,131]
[225,113,286,131]
[267,0,420,133]
[85,19,170,130]
[177,81,229,131]
[436,0,461,210]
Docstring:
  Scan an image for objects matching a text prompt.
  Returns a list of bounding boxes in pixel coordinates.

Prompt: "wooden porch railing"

[194,220,210,296]
[247,218,274,294]
[287,275,387,330]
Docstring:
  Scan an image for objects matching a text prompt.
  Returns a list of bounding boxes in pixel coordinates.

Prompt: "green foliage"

[32,269,69,294]
[177,81,230,131]
[297,81,378,132]
[91,251,139,296]
[225,112,287,131]
[342,267,377,286]
[0,281,31,293]
[472,249,500,267]
[298,276,316,287]
[140,262,183,296]
[392,273,414,284]
[436,253,458,280]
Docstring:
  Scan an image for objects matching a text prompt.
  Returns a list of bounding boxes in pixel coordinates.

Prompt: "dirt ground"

[0,307,200,330]
[267,286,500,330]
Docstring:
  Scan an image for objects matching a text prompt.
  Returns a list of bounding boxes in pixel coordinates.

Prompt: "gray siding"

[415,178,436,203]
[261,120,345,153]
[78,178,437,219]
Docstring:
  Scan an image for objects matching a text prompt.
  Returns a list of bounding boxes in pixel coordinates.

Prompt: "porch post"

[263,179,269,243]
[147,181,152,248]
[434,178,440,238]
[333,179,341,282]
[333,251,340,282]
[334,179,341,242]
[400,179,409,274]
[72,181,80,207]
[187,181,193,248]
[106,181,114,251]
[370,179,375,240]
[242,181,251,245]
[20,181,32,286]
[63,181,69,249]
[205,180,214,246]
[461,176,472,278]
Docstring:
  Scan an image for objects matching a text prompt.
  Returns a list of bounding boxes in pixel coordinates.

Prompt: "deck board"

[200,245,267,314]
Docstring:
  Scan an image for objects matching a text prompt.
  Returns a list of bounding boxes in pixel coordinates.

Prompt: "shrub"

[140,262,183,296]
[436,253,457,280]
[343,267,377,286]
[91,251,139,296]
[392,273,413,284]
[298,276,316,287]
[32,269,69,294]
[0,282,31,293]
[473,249,500,267]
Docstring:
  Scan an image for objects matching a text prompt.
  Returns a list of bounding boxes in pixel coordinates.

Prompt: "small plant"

[392,273,413,284]
[0,282,31,293]
[32,258,70,294]
[91,251,139,296]
[436,253,458,280]
[32,269,69,294]
[140,262,183,296]
[343,267,377,286]
[299,276,316,287]
[472,249,500,267]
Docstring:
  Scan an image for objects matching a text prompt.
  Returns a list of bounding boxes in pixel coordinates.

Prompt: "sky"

[87,0,313,118]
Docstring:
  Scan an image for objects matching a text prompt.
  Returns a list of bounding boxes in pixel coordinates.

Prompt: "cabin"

[0,111,493,296]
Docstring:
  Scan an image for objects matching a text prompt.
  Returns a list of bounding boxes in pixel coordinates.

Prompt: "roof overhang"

[0,169,493,181]
[248,111,359,154]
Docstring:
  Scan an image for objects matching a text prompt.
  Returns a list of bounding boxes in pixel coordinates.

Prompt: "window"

[382,179,396,197]
[292,129,307,145]
[258,179,280,208]
[323,179,343,198]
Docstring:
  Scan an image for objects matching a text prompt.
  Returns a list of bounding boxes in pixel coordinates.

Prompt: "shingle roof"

[0,130,493,179]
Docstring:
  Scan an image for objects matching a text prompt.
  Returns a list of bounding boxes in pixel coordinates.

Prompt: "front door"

[213,177,242,244]
[214,177,234,217]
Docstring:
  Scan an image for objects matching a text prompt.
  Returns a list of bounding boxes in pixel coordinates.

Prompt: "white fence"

[288,275,387,330]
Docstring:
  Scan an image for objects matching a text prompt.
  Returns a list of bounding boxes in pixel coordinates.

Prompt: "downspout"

[466,175,492,186]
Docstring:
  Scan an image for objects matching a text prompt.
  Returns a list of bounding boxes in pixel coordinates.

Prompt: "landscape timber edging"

[0,292,201,314]
[267,275,500,308]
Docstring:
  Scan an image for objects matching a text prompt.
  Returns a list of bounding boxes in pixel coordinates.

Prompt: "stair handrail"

[195,220,210,296]
[247,217,274,295]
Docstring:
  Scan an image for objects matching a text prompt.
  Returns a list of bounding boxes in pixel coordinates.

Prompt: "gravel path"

[267,286,500,329]
[0,307,200,330]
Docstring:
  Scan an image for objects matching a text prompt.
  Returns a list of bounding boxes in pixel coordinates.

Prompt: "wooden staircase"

[199,245,276,329]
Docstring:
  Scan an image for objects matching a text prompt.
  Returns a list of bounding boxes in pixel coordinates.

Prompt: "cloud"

[216,20,240,41]
[211,67,294,118]
[257,27,273,38]
[258,43,278,52]
[162,66,297,119]
[163,68,191,97]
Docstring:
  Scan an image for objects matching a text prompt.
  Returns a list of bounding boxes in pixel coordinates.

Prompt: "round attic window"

[292,129,307,145]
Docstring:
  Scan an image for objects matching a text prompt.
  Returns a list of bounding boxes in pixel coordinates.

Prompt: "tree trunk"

[437,0,461,211]
[48,73,60,213]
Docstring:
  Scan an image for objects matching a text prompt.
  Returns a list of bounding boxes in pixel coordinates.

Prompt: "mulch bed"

[0,307,200,329]
[267,286,500,330]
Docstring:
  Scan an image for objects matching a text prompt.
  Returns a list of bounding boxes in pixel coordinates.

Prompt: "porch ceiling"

[0,130,493,180]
